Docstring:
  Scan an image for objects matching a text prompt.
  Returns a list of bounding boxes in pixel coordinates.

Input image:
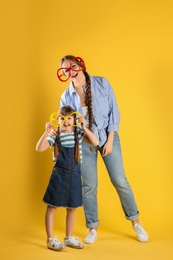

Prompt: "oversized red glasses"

[57,57,85,82]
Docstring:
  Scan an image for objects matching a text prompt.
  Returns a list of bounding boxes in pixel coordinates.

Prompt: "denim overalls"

[43,137,83,208]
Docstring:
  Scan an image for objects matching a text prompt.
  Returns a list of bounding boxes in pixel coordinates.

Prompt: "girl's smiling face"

[58,114,75,133]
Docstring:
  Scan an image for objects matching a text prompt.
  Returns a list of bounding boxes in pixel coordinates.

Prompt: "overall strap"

[55,136,62,150]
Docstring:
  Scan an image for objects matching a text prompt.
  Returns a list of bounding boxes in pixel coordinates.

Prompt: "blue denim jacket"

[60,75,120,146]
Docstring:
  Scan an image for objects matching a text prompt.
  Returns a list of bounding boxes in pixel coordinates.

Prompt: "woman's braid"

[84,70,93,132]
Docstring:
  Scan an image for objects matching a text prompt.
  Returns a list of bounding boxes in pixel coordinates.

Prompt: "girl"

[36,105,99,251]
[58,55,149,244]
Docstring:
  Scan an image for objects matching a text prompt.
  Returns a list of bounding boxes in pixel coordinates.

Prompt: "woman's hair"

[55,105,80,163]
[60,55,93,133]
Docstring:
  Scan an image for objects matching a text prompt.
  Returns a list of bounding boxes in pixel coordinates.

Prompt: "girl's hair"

[55,105,80,163]
[60,55,93,133]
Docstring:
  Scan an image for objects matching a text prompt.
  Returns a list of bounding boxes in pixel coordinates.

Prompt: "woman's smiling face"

[61,59,84,83]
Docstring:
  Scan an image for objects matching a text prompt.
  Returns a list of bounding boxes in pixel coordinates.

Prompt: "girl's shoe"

[47,237,66,251]
[64,236,84,249]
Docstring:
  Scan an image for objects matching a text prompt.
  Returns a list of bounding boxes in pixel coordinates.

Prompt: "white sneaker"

[84,229,98,244]
[133,223,149,242]
[64,236,84,249]
[47,237,66,251]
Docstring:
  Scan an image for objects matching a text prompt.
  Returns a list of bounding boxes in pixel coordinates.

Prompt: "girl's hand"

[77,117,87,129]
[102,141,113,157]
[45,122,53,133]
[48,129,57,136]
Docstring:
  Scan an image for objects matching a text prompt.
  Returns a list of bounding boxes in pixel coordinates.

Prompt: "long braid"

[53,127,60,160]
[74,126,80,164]
[83,70,96,153]
[83,70,93,132]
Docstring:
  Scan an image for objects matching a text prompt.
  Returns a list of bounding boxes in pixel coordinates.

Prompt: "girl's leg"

[64,208,84,249]
[65,208,76,238]
[45,205,56,242]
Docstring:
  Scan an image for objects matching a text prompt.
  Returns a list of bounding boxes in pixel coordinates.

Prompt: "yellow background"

[1,0,173,259]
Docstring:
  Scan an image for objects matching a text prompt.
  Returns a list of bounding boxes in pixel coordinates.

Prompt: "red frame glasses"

[57,56,85,82]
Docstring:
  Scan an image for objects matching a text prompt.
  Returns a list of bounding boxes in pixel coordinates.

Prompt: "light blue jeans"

[81,132,139,229]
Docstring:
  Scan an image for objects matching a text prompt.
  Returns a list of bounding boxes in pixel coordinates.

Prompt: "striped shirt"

[47,130,85,163]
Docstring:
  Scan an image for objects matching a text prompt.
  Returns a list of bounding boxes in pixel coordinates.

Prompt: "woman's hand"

[102,132,114,156]
[102,141,113,156]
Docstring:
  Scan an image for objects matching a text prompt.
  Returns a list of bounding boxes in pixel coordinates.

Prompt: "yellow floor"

[1,225,173,260]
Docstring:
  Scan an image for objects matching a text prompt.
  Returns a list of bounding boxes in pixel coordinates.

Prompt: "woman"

[58,55,148,243]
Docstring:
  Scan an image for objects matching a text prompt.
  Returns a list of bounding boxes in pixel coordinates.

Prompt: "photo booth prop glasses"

[57,57,85,82]
[50,112,82,128]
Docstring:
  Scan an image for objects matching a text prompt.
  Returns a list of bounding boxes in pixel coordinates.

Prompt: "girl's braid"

[74,125,80,164]
[54,127,60,160]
